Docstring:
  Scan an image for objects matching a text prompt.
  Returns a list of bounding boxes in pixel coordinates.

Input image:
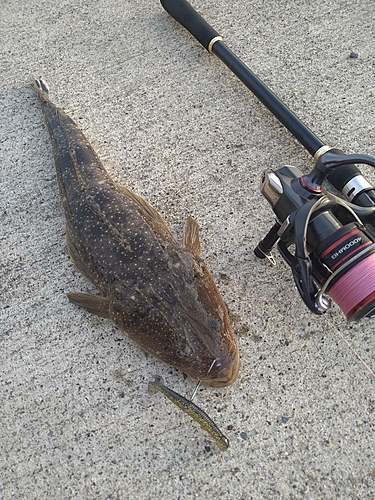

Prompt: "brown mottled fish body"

[34,79,239,387]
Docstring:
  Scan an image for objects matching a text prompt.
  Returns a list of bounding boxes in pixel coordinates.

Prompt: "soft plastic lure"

[148,375,229,450]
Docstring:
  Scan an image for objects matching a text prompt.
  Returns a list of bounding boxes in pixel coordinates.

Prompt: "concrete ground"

[1,0,375,498]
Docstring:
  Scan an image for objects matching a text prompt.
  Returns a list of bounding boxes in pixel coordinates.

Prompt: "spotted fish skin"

[34,79,239,387]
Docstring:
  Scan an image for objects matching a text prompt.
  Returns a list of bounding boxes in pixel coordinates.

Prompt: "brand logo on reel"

[331,237,362,260]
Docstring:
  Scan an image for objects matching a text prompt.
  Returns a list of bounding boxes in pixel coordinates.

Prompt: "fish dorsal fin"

[182,216,201,256]
[67,292,111,318]
[115,183,176,243]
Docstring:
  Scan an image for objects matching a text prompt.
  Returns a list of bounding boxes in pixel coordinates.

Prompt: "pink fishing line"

[323,315,375,378]
[329,253,375,320]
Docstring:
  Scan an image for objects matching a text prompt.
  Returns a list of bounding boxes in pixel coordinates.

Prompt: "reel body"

[256,165,375,320]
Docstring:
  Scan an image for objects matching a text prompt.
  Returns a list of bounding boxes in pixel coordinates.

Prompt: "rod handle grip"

[160,0,221,51]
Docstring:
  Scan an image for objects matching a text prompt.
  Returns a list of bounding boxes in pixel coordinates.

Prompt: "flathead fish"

[34,79,239,387]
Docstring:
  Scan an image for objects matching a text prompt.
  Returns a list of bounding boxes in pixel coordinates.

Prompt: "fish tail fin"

[34,78,50,101]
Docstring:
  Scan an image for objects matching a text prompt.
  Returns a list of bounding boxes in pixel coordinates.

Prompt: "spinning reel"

[161,0,375,320]
[256,149,375,320]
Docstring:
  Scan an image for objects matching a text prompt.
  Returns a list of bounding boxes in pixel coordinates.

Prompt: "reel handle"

[160,0,221,52]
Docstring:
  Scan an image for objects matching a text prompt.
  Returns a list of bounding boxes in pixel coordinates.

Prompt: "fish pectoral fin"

[182,216,201,256]
[67,292,111,319]
[115,184,176,243]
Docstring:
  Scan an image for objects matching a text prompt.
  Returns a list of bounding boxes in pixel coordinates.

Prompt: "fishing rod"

[160,0,375,321]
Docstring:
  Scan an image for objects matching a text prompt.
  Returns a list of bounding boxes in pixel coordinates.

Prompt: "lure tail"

[148,375,163,396]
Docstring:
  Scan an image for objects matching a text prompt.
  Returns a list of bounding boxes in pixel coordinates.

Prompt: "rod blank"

[161,0,324,156]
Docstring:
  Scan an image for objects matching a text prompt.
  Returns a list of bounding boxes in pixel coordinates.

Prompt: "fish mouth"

[200,349,240,388]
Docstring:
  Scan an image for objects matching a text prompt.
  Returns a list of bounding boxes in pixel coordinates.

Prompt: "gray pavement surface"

[1,0,375,498]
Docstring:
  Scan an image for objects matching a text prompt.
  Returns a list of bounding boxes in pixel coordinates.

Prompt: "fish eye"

[174,342,192,359]
[207,317,222,333]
